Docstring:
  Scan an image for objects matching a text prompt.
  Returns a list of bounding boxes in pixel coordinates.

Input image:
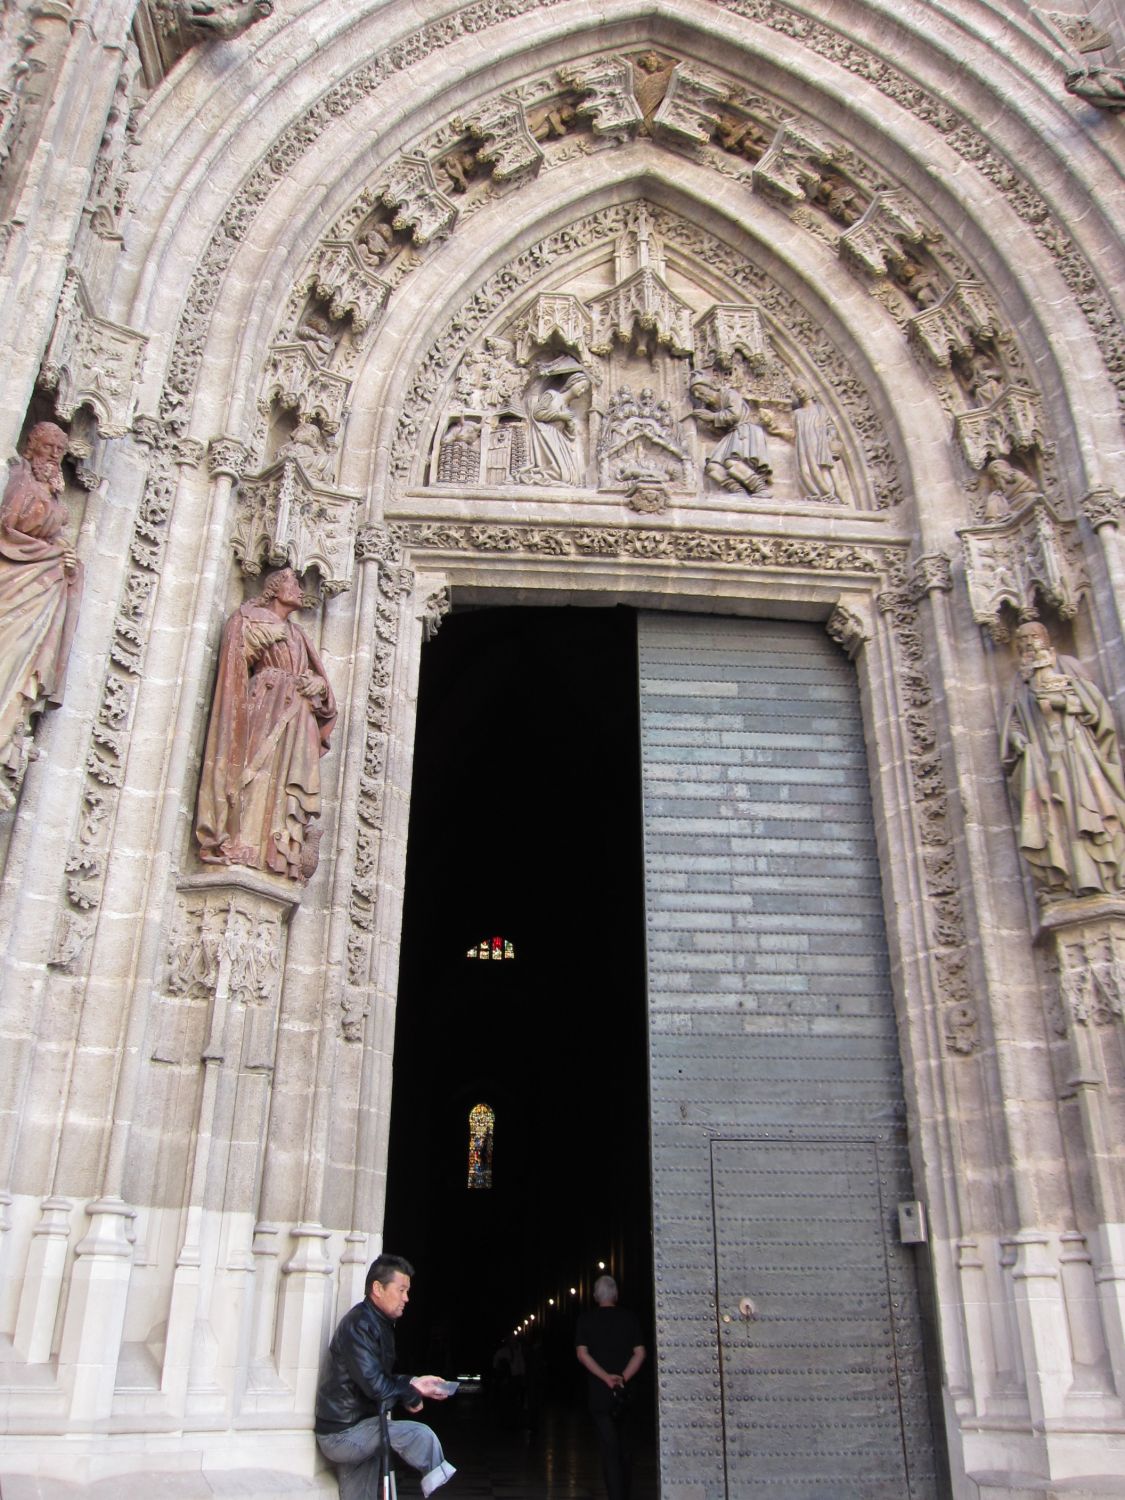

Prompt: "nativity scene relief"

[420,207,852,513]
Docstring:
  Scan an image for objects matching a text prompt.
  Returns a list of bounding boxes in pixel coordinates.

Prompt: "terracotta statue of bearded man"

[1001,621,1125,899]
[195,567,336,882]
[0,421,83,806]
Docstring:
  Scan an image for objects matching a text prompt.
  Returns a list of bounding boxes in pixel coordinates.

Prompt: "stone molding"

[49,418,205,974]
[155,0,1121,459]
[38,270,148,438]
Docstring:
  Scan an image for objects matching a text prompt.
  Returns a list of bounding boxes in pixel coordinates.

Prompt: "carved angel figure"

[688,371,772,495]
[1001,621,1125,899]
[0,422,83,807]
[196,568,336,883]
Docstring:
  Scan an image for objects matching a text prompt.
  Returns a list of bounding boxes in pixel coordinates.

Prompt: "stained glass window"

[466,935,515,961]
[467,1103,495,1190]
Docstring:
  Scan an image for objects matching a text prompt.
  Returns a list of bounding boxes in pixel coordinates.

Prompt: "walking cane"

[378,1405,397,1500]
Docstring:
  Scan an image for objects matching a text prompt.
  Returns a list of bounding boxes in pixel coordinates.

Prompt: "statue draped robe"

[0,459,83,771]
[1001,655,1125,897]
[196,599,337,881]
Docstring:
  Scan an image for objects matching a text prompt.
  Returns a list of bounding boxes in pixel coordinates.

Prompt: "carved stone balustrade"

[959,495,1088,640]
[231,459,360,595]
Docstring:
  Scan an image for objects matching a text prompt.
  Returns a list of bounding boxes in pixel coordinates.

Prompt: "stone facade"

[0,0,1123,1495]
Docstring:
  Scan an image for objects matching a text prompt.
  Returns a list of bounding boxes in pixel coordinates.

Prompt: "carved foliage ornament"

[50,420,205,973]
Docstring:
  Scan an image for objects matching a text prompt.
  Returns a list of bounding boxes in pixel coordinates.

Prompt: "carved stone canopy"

[231,459,359,595]
[38,270,147,438]
[959,495,1088,641]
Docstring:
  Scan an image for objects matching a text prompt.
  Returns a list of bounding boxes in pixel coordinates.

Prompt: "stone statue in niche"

[276,419,337,483]
[982,457,1039,521]
[792,386,841,502]
[357,222,396,268]
[1001,620,1125,899]
[687,370,772,494]
[294,309,339,364]
[520,357,592,486]
[0,422,83,808]
[196,567,337,883]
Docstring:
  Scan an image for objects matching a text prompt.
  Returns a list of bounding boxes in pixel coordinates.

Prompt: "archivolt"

[116,0,1123,498]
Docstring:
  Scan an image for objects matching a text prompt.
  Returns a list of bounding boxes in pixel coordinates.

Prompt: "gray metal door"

[639,613,938,1499]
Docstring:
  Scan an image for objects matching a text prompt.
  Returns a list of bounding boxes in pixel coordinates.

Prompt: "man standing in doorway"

[315,1254,456,1498]
[575,1274,646,1500]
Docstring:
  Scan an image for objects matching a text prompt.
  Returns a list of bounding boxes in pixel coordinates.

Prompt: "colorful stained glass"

[467,1102,495,1189]
[465,936,514,961]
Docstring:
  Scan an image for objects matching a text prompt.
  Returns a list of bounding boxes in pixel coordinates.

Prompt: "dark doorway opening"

[385,604,654,1477]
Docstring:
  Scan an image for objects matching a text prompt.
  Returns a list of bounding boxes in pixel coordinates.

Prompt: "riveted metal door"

[639,613,939,1499]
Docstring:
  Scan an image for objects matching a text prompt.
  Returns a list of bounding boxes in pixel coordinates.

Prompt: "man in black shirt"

[575,1275,646,1500]
[315,1254,455,1499]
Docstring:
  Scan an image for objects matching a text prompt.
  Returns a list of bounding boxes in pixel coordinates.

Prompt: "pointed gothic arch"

[0,0,1123,1493]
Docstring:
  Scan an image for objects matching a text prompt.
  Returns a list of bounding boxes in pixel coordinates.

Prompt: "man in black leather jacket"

[315,1254,456,1498]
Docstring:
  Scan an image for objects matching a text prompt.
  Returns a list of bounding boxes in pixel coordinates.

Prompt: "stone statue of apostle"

[1001,620,1125,899]
[196,567,336,882]
[0,422,83,807]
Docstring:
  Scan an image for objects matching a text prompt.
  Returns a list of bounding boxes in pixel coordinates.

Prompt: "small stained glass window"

[466,936,515,961]
[467,1103,495,1190]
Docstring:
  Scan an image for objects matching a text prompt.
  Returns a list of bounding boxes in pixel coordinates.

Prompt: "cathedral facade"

[1,0,1124,1494]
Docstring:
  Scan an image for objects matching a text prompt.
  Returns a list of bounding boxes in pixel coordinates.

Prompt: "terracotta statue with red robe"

[196,567,336,882]
[0,421,83,805]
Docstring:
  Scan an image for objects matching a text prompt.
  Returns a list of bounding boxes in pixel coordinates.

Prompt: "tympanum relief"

[417,208,853,511]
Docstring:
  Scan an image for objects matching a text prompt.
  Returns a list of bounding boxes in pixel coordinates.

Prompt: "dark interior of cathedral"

[386,605,653,1410]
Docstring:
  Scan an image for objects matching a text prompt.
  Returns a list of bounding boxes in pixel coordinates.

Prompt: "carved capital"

[308,241,391,334]
[910,552,954,599]
[464,94,543,183]
[158,877,294,1067]
[1082,488,1122,531]
[231,460,358,595]
[419,582,451,642]
[207,435,251,479]
[960,498,1088,640]
[1044,907,1125,1030]
[39,270,147,438]
[262,346,350,433]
